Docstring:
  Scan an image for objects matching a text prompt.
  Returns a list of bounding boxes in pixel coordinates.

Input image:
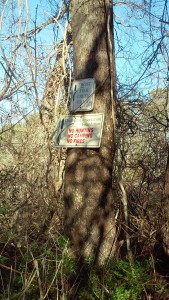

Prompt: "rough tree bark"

[160,87,169,256]
[63,0,117,264]
[161,147,169,255]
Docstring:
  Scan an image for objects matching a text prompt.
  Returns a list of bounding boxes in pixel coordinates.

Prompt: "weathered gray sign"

[70,78,95,112]
[55,113,104,148]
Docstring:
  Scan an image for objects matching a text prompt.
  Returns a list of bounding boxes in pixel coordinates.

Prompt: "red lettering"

[73,139,85,143]
[67,139,73,143]
[78,133,92,138]
[85,133,92,138]
[68,128,74,133]
[75,127,93,133]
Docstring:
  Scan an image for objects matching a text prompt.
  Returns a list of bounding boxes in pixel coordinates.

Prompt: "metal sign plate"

[55,113,104,148]
[70,78,96,112]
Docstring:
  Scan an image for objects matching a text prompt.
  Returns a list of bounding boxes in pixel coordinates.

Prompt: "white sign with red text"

[55,113,104,148]
[70,78,96,112]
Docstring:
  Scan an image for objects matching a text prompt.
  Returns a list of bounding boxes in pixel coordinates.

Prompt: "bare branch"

[159,19,169,25]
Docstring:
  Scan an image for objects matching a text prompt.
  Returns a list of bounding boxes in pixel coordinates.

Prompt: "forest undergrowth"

[0,231,169,299]
[0,108,169,299]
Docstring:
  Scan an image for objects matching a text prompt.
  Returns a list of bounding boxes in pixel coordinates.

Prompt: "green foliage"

[0,205,10,216]
[57,235,68,251]
[78,258,162,300]
[0,237,168,300]
[0,255,8,264]
[62,253,77,276]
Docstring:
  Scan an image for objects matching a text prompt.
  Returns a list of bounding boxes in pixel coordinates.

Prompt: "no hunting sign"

[55,113,104,148]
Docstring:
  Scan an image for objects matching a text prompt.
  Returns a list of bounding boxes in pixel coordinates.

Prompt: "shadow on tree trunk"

[63,0,117,266]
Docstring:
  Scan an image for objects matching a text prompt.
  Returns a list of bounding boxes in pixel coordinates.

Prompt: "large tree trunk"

[63,0,117,264]
[161,147,169,255]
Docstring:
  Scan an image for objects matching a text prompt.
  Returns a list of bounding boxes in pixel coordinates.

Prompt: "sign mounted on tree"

[70,78,96,112]
[55,113,104,148]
